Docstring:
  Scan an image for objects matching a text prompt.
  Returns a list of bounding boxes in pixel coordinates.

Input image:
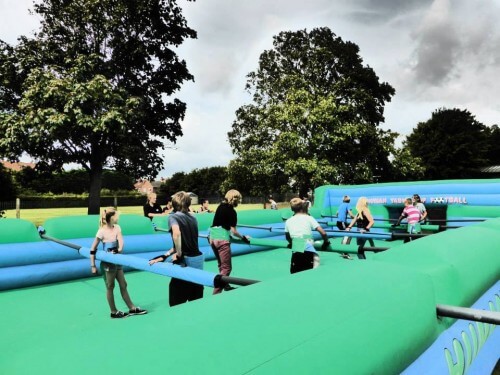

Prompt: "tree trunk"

[88,166,103,215]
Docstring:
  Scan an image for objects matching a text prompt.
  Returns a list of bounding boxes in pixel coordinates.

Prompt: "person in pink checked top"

[393,198,422,236]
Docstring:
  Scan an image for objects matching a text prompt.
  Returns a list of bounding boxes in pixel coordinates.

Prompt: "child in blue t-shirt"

[336,195,355,230]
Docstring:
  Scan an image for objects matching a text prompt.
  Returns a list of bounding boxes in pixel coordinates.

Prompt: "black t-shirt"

[168,212,201,257]
[144,203,163,220]
[212,203,237,230]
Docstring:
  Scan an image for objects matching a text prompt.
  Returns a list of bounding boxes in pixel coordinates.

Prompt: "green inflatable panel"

[151,215,169,230]
[247,237,289,248]
[447,205,500,218]
[194,212,215,231]
[238,209,284,225]
[42,215,100,240]
[375,222,500,322]
[0,261,438,374]
[43,214,155,239]
[0,219,41,244]
[117,215,156,235]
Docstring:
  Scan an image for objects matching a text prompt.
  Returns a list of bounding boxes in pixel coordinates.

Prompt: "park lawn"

[3,203,265,227]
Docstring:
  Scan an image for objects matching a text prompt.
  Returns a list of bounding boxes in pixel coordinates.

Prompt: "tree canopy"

[13,168,134,195]
[406,108,491,180]
[485,124,500,166]
[159,166,228,198]
[0,0,196,213]
[227,27,398,196]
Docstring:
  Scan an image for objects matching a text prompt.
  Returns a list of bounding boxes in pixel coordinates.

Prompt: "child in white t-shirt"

[285,198,330,271]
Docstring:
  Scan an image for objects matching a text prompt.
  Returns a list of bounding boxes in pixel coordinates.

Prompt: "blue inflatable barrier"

[403,281,500,374]
[322,180,500,207]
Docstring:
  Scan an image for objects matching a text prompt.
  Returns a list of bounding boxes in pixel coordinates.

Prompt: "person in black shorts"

[336,195,355,230]
[149,191,204,306]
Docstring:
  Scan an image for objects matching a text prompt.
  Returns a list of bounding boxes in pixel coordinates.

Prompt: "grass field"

[3,203,268,226]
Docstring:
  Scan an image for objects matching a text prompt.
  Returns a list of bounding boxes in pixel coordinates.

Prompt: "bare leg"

[104,268,118,312]
[313,254,320,268]
[115,269,135,310]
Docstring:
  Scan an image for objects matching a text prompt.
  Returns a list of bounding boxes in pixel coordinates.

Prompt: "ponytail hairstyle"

[100,207,118,227]
[355,197,369,219]
[171,191,191,213]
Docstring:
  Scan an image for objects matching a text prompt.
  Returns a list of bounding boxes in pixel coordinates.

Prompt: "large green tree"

[485,124,500,165]
[0,0,196,213]
[227,27,396,196]
[406,108,490,180]
[14,167,134,194]
[389,147,426,182]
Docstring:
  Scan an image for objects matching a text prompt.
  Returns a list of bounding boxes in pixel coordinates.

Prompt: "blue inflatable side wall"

[0,220,287,291]
[319,179,500,208]
[403,281,499,375]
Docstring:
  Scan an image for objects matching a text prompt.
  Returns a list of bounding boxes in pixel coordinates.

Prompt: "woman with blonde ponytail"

[346,197,375,257]
[89,207,147,318]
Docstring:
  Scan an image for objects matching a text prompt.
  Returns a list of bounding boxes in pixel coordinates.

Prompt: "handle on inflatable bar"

[38,226,82,250]
[322,216,396,223]
[316,245,390,254]
[237,224,275,231]
[322,228,430,240]
[437,304,500,325]
[154,226,170,233]
[38,226,259,289]
[216,275,260,287]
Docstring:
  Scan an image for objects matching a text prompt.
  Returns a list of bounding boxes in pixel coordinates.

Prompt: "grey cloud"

[181,0,339,95]
[412,19,460,85]
[346,0,433,24]
[409,0,500,87]
[346,10,390,26]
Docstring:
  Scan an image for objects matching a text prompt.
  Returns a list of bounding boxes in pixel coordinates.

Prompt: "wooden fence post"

[16,198,20,219]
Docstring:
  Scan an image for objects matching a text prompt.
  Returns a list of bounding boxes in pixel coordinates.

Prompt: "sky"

[1,0,499,178]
